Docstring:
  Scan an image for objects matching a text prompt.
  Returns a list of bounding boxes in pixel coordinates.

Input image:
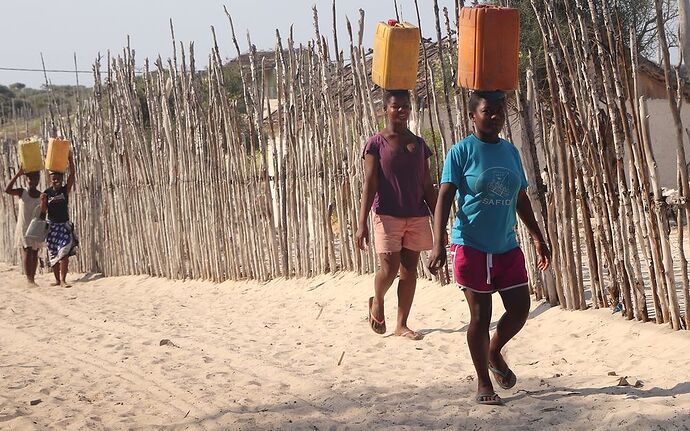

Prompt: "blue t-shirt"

[440,134,528,254]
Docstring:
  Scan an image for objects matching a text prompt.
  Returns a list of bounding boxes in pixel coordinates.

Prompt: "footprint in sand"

[205,371,231,380]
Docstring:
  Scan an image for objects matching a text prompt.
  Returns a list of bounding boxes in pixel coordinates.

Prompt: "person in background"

[5,168,43,285]
[42,152,78,288]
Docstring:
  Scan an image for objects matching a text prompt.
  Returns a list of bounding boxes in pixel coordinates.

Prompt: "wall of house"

[645,98,690,188]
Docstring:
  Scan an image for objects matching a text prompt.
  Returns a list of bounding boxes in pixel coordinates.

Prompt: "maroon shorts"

[450,244,528,293]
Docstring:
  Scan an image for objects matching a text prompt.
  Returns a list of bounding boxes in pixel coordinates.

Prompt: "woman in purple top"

[356,89,437,340]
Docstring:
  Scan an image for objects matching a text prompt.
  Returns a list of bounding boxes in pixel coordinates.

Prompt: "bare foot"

[52,281,61,287]
[394,327,424,340]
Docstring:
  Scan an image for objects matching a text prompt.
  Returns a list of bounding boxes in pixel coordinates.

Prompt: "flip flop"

[396,330,424,340]
[489,366,517,390]
[476,392,504,405]
[368,297,386,334]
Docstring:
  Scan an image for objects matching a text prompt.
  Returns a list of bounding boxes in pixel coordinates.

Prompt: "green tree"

[9,82,26,92]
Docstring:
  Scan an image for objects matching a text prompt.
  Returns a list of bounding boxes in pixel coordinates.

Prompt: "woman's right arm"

[426,182,457,274]
[355,154,378,250]
[4,168,24,197]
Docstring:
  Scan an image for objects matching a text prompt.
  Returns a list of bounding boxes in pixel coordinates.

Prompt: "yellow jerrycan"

[18,138,44,173]
[372,20,420,90]
[45,138,71,173]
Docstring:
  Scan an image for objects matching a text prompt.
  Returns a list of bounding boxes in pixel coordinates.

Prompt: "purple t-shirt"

[362,132,432,218]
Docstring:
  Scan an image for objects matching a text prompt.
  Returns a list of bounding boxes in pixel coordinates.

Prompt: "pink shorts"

[450,244,528,293]
[373,213,433,254]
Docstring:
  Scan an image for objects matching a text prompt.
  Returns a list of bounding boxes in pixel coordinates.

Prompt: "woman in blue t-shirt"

[427,90,550,406]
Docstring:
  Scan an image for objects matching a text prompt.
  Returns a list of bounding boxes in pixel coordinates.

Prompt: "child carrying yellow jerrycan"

[42,139,78,288]
[363,18,434,342]
[5,165,44,286]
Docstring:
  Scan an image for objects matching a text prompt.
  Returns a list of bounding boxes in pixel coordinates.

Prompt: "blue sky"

[0,0,459,88]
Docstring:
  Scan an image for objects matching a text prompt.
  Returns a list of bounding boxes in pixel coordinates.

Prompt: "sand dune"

[1,263,689,430]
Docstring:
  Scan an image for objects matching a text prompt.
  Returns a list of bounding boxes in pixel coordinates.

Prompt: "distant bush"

[0,82,90,125]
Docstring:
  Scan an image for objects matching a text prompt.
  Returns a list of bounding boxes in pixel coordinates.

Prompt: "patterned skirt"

[46,221,79,267]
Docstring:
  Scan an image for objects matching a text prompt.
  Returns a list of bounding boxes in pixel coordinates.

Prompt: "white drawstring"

[486,253,493,285]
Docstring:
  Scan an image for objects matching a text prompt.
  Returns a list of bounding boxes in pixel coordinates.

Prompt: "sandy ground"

[1,263,690,431]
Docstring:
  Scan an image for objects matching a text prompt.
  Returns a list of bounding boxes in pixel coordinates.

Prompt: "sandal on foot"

[368,297,386,334]
[489,366,517,390]
[476,392,504,405]
[396,330,424,340]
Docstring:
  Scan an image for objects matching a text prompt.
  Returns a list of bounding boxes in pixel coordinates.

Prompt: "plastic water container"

[25,217,48,243]
[372,20,420,90]
[45,138,70,173]
[18,138,43,173]
[458,6,520,91]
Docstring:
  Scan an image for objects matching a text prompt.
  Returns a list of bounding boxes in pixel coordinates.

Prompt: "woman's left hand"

[534,240,551,271]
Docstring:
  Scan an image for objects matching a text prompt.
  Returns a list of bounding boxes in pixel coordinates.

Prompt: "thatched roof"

[637,56,690,100]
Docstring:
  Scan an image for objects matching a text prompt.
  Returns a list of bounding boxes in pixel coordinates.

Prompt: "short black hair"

[383,89,411,106]
[25,171,40,180]
[468,90,506,112]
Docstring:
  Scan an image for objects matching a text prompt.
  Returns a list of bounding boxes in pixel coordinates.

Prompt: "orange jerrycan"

[18,138,44,173]
[458,6,520,91]
[45,138,71,173]
[372,20,420,90]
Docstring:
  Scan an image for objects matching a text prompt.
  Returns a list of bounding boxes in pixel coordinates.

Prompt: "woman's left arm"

[66,151,76,194]
[516,189,551,271]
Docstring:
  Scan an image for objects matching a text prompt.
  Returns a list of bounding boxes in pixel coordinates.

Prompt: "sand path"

[1,263,689,430]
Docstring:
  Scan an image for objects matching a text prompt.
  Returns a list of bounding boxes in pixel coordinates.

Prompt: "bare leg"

[31,250,39,281]
[489,285,530,385]
[52,262,60,285]
[395,248,422,339]
[22,248,31,282]
[464,289,494,396]
[27,249,39,284]
[369,252,401,334]
[59,257,70,287]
